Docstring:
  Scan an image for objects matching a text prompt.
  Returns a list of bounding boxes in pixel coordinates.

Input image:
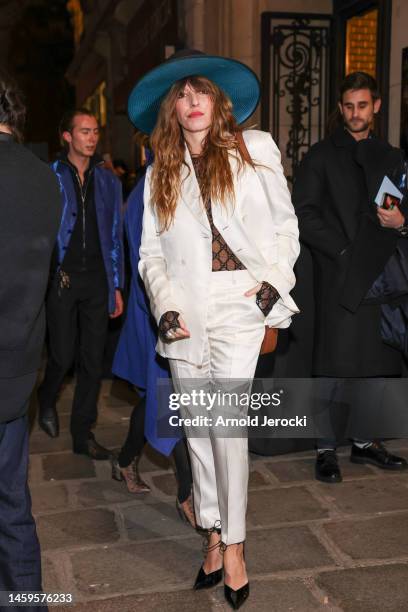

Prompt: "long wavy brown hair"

[150,76,249,231]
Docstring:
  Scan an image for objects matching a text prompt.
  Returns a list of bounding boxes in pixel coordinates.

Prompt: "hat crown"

[127,53,260,134]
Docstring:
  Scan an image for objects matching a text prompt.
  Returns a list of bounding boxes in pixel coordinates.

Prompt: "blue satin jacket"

[51,160,124,313]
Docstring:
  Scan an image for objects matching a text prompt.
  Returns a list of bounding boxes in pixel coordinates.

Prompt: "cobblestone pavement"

[28,379,408,611]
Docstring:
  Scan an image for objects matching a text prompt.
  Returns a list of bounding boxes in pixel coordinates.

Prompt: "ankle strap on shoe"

[197,519,221,537]
[198,520,222,554]
[203,539,224,554]
[218,540,245,552]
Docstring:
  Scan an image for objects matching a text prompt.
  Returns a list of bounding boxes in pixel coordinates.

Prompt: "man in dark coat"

[0,74,61,601]
[293,72,408,483]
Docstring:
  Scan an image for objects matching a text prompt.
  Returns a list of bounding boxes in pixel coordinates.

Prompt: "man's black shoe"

[350,442,408,470]
[38,409,59,438]
[315,450,342,483]
[73,437,112,461]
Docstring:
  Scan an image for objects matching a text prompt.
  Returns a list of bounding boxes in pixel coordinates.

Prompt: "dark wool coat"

[292,126,406,377]
[0,134,61,421]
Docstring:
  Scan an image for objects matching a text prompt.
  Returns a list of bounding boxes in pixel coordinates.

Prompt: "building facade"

[66,0,182,168]
[182,0,407,177]
[66,0,408,174]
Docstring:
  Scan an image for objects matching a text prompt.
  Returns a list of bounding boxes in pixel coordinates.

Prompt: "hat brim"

[127,55,261,134]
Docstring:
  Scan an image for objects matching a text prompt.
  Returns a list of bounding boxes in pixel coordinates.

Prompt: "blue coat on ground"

[112,175,179,456]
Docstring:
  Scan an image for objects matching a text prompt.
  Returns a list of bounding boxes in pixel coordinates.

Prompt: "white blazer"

[139,129,300,365]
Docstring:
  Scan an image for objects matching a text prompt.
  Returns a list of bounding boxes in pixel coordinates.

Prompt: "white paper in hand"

[374,176,404,207]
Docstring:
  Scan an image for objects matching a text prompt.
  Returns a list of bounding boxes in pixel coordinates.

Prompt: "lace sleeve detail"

[256,282,280,316]
[159,311,180,341]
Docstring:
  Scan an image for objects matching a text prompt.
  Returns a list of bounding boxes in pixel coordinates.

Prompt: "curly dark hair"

[0,72,26,142]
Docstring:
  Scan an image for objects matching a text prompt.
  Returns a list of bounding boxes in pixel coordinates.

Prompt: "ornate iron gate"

[261,12,332,182]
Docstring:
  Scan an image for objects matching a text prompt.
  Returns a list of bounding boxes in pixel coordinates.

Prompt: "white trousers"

[169,270,265,544]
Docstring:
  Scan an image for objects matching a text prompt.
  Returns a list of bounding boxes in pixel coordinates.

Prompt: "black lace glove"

[159,311,181,342]
[256,282,280,316]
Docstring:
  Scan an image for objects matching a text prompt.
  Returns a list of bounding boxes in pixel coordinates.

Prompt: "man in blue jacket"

[38,108,124,460]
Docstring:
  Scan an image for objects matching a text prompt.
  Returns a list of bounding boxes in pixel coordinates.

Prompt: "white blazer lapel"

[212,151,271,271]
[180,146,211,231]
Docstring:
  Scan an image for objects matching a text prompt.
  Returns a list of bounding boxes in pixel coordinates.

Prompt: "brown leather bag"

[260,327,278,354]
[236,131,279,355]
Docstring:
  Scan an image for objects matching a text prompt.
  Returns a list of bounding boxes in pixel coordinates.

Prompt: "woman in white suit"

[128,50,299,609]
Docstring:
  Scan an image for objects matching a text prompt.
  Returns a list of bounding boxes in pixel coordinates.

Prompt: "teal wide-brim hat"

[127,49,261,134]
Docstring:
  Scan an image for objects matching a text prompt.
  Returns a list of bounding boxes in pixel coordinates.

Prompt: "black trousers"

[39,270,109,445]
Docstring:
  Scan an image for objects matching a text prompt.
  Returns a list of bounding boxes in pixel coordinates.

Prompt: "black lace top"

[192,155,246,272]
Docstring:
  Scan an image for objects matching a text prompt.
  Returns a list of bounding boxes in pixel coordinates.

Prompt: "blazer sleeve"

[112,175,124,289]
[250,132,300,301]
[138,168,182,324]
[292,148,349,259]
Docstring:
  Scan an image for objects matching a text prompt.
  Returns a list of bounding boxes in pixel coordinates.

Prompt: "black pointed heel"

[194,522,223,590]
[194,565,223,590]
[223,541,249,609]
[224,582,250,609]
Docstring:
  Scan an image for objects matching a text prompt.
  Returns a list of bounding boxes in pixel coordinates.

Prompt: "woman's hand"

[245,282,280,316]
[377,206,405,229]
[165,316,191,341]
[244,283,262,297]
[159,311,191,342]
